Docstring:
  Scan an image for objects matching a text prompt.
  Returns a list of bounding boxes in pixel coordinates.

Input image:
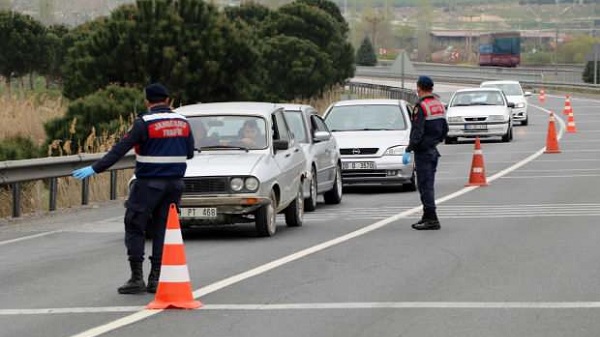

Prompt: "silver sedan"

[280,104,343,212]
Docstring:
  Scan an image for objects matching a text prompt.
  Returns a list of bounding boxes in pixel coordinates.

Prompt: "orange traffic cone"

[147,204,202,310]
[566,110,577,133]
[538,89,546,104]
[562,95,572,115]
[544,112,561,154]
[465,137,488,187]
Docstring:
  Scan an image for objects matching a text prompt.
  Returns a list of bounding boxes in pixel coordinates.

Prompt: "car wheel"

[502,127,512,142]
[521,117,528,126]
[444,137,457,144]
[304,167,318,212]
[323,164,342,204]
[403,169,417,192]
[285,182,304,227]
[255,190,277,237]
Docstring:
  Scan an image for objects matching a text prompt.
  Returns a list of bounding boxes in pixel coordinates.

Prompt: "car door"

[310,114,337,190]
[272,111,304,207]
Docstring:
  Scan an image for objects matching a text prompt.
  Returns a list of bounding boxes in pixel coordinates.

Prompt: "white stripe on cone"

[164,229,183,244]
[159,265,191,283]
[473,167,484,173]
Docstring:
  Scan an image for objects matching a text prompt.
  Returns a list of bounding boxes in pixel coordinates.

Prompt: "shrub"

[356,36,377,66]
[0,136,41,160]
[583,61,600,84]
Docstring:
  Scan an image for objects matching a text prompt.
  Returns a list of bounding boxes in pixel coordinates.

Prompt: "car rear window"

[324,104,407,131]
[481,83,523,96]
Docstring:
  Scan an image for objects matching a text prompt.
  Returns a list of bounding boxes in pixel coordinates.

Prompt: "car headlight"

[384,145,405,156]
[488,115,508,122]
[244,177,260,192]
[515,103,525,108]
[230,177,244,191]
[447,116,462,123]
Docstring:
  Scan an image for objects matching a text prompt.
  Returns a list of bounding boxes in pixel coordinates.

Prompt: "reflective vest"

[419,97,446,121]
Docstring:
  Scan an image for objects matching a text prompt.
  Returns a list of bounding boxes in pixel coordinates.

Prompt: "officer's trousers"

[124,178,184,264]
[414,148,440,220]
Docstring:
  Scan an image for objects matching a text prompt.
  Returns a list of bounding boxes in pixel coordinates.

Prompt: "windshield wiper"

[200,145,249,152]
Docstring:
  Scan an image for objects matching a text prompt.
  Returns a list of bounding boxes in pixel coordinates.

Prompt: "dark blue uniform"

[406,94,448,223]
[92,104,194,264]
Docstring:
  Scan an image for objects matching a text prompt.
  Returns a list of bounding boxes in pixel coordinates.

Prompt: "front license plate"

[465,124,487,130]
[180,207,218,219]
[342,161,376,170]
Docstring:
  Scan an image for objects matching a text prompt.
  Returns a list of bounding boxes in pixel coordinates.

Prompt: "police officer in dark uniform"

[404,76,448,230]
[72,83,195,294]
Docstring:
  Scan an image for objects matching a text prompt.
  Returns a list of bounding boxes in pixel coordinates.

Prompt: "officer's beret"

[145,83,169,102]
[417,76,434,89]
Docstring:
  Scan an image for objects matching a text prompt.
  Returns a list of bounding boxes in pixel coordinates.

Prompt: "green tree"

[557,35,600,64]
[356,36,377,66]
[583,61,599,84]
[0,11,46,90]
[44,85,145,153]
[37,24,69,87]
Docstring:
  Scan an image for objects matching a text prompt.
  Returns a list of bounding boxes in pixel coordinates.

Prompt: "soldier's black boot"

[117,261,146,294]
[146,261,161,294]
[411,210,441,230]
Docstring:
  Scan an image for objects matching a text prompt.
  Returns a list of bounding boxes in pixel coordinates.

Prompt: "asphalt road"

[2,84,600,337]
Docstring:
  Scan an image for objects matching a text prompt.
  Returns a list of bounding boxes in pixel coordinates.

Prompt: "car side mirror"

[524,91,532,97]
[507,102,515,108]
[313,130,331,143]
[273,139,289,151]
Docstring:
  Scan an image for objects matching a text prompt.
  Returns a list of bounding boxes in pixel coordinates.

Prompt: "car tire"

[323,164,342,204]
[403,169,417,192]
[304,167,318,212]
[255,190,277,237]
[444,137,457,144]
[502,126,513,142]
[521,117,528,126]
[285,182,304,227]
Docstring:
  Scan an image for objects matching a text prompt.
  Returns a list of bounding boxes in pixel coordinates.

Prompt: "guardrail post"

[11,182,21,218]
[81,179,89,205]
[48,178,57,211]
[110,171,118,200]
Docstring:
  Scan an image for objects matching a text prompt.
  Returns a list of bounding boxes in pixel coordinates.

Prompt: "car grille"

[184,177,228,194]
[340,148,379,155]
[342,170,387,178]
[465,117,487,122]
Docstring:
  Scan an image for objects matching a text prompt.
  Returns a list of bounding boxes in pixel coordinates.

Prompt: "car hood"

[185,152,264,177]
[332,130,410,148]
[505,95,527,105]
[447,106,508,117]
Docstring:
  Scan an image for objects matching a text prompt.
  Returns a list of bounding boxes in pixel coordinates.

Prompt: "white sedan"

[445,87,515,144]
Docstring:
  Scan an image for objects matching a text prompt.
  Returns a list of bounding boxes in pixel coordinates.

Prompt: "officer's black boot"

[411,210,441,230]
[117,261,146,294]
[146,261,161,294]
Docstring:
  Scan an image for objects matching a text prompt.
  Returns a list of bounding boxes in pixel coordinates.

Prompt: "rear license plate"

[465,124,487,130]
[180,207,218,219]
[342,161,376,170]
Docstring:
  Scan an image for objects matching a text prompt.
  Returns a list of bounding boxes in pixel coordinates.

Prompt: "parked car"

[480,80,531,125]
[445,87,515,143]
[144,102,307,237]
[322,99,416,190]
[280,104,343,211]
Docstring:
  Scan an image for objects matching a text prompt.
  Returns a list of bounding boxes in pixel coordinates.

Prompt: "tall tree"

[0,11,46,90]
[356,36,377,66]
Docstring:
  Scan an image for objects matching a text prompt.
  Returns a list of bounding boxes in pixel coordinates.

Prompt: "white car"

[281,104,343,212]
[480,80,532,125]
[445,87,515,143]
[322,99,416,191]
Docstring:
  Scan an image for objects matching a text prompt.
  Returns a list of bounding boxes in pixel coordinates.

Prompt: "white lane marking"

[67,103,564,337]
[502,174,600,179]
[9,302,600,315]
[0,230,62,246]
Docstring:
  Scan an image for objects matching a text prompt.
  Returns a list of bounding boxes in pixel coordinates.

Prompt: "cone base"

[147,300,202,310]
[544,149,561,154]
[465,182,488,187]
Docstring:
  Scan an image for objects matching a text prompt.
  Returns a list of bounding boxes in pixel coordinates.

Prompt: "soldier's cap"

[417,76,434,89]
[145,83,169,102]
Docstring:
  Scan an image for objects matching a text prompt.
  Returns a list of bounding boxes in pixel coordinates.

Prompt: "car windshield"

[324,104,407,131]
[283,111,308,143]
[481,83,523,96]
[451,91,505,107]
[187,115,268,150]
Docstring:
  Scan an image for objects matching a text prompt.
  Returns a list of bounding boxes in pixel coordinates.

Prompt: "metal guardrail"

[0,152,135,217]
